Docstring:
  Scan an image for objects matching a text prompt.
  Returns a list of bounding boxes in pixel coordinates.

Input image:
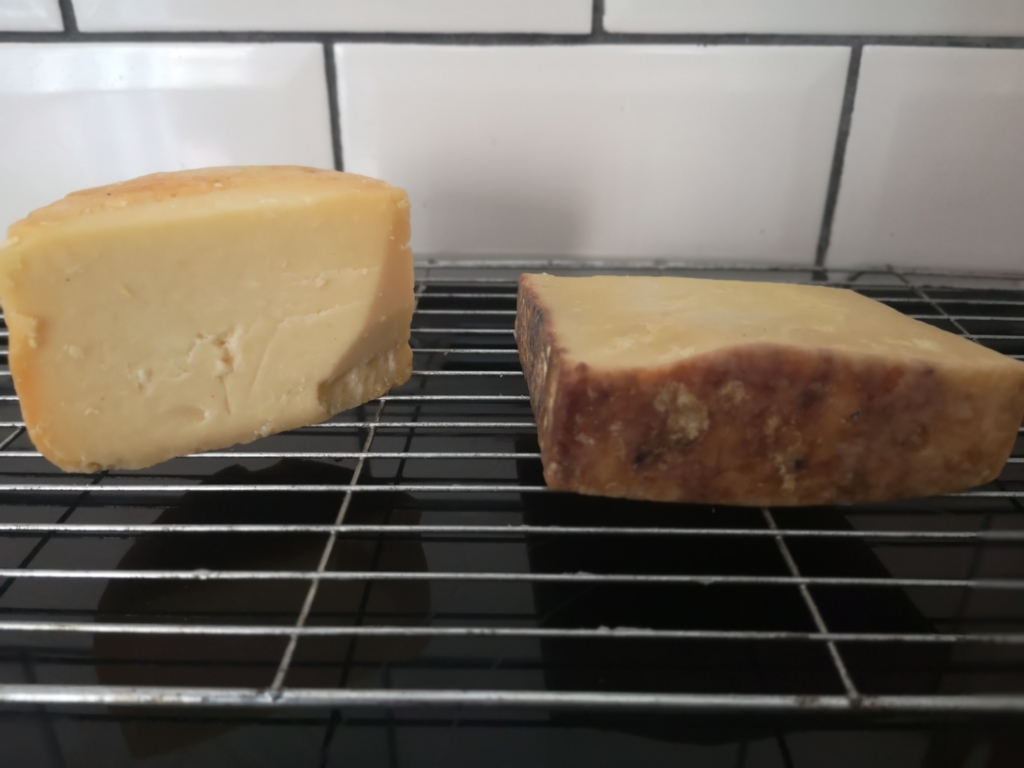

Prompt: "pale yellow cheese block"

[0,166,414,472]
[517,274,1024,506]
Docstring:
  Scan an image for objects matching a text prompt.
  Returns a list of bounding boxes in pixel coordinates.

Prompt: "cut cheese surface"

[0,166,414,472]
[534,274,1009,370]
[517,274,1024,506]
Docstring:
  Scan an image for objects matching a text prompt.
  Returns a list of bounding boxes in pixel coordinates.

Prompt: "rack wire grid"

[0,259,1023,721]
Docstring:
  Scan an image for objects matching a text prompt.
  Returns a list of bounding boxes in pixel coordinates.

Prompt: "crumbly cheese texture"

[0,166,415,472]
[517,274,1024,506]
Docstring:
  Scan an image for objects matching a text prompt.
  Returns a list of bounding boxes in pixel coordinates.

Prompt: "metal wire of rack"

[0,259,1023,716]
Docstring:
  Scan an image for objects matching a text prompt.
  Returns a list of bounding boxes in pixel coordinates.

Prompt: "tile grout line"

[56,0,77,33]
[814,44,862,271]
[1,29,1024,48]
[322,42,344,171]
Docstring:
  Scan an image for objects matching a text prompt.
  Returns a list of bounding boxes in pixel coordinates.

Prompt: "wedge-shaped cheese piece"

[517,274,1024,506]
[0,166,414,472]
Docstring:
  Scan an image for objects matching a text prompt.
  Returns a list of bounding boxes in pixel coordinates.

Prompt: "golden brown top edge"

[6,166,401,240]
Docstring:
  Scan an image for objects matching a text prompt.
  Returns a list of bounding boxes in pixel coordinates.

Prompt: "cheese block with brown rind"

[516,273,1024,506]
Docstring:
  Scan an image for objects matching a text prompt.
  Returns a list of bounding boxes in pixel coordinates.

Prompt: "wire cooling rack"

[0,260,1022,716]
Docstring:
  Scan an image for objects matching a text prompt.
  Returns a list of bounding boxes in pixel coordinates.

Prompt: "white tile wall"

[338,44,849,261]
[0,0,62,31]
[0,43,333,233]
[829,47,1024,272]
[73,0,593,34]
[604,0,1024,36]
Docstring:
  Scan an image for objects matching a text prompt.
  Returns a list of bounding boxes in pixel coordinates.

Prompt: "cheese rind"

[516,274,1024,506]
[0,166,414,471]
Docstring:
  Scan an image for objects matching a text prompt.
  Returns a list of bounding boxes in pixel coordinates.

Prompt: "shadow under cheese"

[94,458,430,759]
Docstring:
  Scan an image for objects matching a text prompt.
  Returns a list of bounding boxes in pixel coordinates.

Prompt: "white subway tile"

[73,0,592,34]
[829,47,1024,272]
[0,43,333,233]
[338,44,849,262]
[0,0,62,31]
[604,0,1024,36]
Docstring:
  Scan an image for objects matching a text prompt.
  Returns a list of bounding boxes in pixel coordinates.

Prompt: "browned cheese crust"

[516,275,1024,506]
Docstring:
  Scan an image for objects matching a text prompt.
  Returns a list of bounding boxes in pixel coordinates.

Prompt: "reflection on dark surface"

[772,507,949,696]
[517,438,948,744]
[94,459,429,759]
